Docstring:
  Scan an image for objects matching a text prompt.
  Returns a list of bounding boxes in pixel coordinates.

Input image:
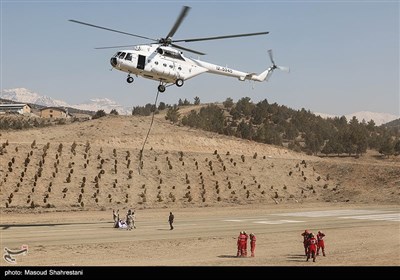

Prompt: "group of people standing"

[113,209,175,231]
[301,230,326,262]
[113,209,136,230]
[236,231,256,257]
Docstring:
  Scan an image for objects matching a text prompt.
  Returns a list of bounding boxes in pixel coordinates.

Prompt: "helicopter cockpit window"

[114,52,122,58]
[125,53,132,61]
[118,52,126,59]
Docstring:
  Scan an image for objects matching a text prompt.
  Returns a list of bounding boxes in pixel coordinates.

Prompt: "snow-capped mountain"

[344,111,399,126]
[0,88,131,115]
[72,98,131,115]
[1,88,69,107]
[314,111,399,126]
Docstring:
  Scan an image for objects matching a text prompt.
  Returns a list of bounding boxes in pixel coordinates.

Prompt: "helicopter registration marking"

[216,66,233,73]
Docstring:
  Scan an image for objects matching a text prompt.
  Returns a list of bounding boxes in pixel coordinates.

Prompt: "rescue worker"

[306,233,317,262]
[301,230,310,256]
[317,231,326,256]
[126,210,134,231]
[168,212,174,230]
[236,231,244,257]
[242,231,249,257]
[249,233,256,257]
[113,209,119,224]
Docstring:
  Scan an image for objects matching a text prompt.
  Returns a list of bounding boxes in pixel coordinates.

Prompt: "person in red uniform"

[237,231,243,257]
[306,233,317,262]
[237,231,247,257]
[242,231,249,257]
[317,231,326,256]
[249,233,256,257]
[301,230,310,256]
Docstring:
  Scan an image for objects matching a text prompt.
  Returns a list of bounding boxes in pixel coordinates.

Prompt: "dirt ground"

[1,202,399,267]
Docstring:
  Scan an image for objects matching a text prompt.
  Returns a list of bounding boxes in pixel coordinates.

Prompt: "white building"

[0,103,31,115]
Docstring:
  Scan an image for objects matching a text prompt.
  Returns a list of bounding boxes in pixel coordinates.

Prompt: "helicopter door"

[137,55,146,70]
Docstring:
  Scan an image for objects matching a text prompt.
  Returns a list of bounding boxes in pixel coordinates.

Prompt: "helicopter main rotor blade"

[173,31,269,43]
[166,6,191,39]
[171,43,205,55]
[69,19,156,41]
[94,44,140,50]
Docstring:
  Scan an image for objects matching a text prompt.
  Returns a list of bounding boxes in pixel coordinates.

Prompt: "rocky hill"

[1,113,399,213]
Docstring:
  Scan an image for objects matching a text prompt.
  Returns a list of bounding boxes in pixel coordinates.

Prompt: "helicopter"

[69,6,289,93]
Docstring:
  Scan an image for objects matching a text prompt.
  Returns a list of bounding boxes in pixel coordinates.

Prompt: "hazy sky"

[1,0,399,116]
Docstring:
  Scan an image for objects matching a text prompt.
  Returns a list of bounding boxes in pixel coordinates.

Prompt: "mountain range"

[0,88,132,115]
[1,88,398,125]
[315,111,399,126]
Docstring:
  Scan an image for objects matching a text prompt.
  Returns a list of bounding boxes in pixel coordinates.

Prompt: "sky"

[1,0,399,116]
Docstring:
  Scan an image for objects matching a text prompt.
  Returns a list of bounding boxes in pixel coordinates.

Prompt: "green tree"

[284,124,298,141]
[235,97,254,117]
[165,106,180,124]
[394,139,400,154]
[254,124,282,145]
[223,97,234,109]
[251,99,269,125]
[158,102,166,111]
[92,110,106,119]
[109,109,119,115]
[379,134,394,157]
[236,120,254,140]
[304,132,322,155]
[194,96,200,105]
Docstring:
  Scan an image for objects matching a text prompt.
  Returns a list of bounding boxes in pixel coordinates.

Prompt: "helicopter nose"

[110,57,117,67]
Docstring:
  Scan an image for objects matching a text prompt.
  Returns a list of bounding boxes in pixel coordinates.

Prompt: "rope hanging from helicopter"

[137,89,160,175]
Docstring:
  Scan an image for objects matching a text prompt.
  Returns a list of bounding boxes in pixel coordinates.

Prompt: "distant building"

[40,107,70,119]
[0,103,31,115]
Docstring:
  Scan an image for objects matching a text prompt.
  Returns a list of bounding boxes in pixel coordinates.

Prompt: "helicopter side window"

[125,53,132,61]
[119,52,126,59]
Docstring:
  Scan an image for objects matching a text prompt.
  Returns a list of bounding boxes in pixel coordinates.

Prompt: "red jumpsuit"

[307,236,317,262]
[250,234,256,257]
[317,231,326,256]
[301,231,310,256]
[241,233,248,257]
[237,233,246,257]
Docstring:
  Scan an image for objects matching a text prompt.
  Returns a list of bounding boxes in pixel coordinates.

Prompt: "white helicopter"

[70,6,289,93]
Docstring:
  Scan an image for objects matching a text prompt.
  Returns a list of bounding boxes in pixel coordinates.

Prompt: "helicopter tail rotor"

[250,50,289,82]
[268,50,290,73]
[268,49,290,73]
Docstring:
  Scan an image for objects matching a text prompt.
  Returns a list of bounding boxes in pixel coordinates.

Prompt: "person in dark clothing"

[168,212,174,230]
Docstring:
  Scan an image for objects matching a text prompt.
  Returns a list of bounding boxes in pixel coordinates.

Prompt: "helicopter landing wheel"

[175,79,184,87]
[158,84,166,93]
[127,76,134,83]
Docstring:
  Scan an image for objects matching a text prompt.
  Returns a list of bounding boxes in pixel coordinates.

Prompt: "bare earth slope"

[1,114,398,211]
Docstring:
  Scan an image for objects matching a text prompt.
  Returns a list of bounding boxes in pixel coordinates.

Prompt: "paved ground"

[1,203,399,266]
